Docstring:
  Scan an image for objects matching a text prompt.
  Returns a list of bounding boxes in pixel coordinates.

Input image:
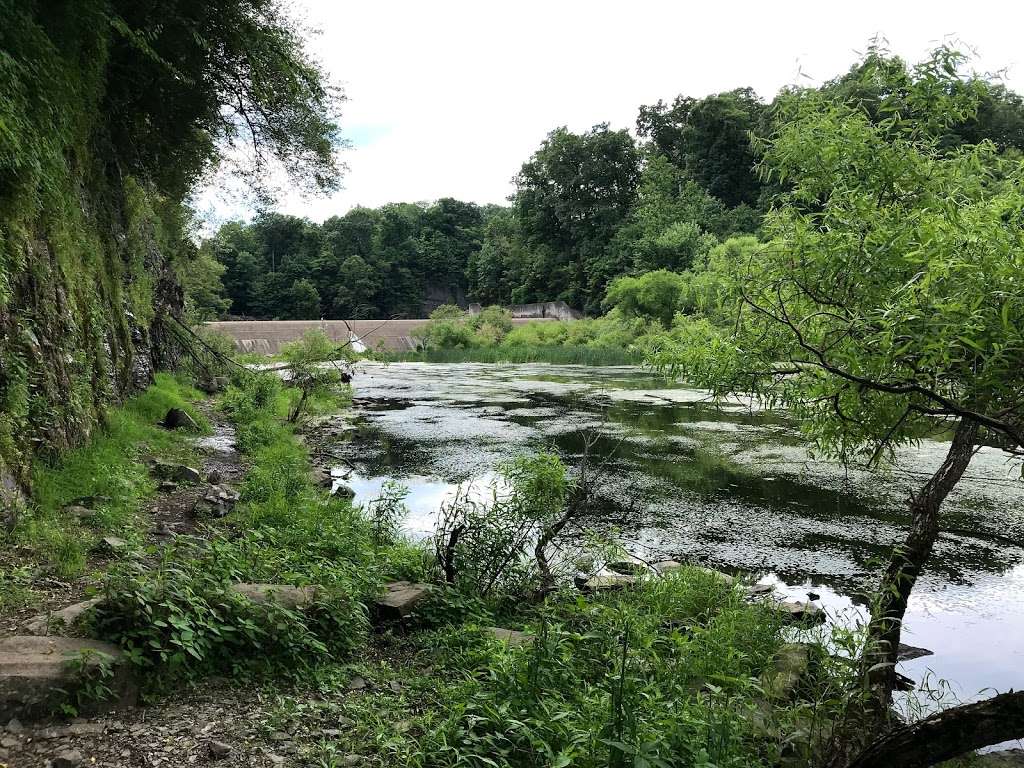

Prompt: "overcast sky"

[196,0,1024,226]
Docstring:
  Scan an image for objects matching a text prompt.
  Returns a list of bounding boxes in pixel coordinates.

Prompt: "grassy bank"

[380,344,640,366]
[3,373,207,581]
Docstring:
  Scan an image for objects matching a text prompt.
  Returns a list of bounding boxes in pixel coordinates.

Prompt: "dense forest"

[198,64,1024,320]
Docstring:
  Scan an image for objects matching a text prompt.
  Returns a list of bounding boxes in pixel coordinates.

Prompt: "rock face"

[230,584,318,609]
[25,599,103,636]
[0,636,136,720]
[373,581,431,621]
[976,750,1024,767]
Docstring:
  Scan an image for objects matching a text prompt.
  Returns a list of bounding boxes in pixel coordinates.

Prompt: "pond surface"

[330,361,1024,717]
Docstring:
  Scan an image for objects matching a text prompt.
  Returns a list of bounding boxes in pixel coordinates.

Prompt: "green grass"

[381,344,640,366]
[12,373,208,577]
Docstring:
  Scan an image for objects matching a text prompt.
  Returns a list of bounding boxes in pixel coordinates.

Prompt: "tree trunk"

[848,690,1024,768]
[864,418,979,708]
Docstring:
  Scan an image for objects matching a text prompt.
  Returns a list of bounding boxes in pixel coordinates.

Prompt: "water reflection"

[333,362,1024,709]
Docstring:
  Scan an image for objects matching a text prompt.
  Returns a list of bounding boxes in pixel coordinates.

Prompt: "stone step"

[0,636,136,720]
[230,584,318,609]
[486,627,534,647]
[372,581,431,622]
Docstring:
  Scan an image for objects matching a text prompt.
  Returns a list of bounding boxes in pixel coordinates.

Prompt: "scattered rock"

[96,536,130,554]
[651,560,684,575]
[744,583,775,597]
[0,735,18,749]
[0,636,136,720]
[231,583,318,609]
[67,495,111,510]
[775,600,825,624]
[207,469,222,485]
[606,560,651,576]
[896,643,934,662]
[5,717,23,734]
[268,755,285,766]
[487,627,534,647]
[64,504,95,522]
[373,581,431,621]
[208,740,232,758]
[51,749,84,768]
[388,680,402,694]
[161,407,200,431]
[762,643,812,700]
[330,483,356,499]
[346,676,368,691]
[152,521,176,537]
[26,598,102,636]
[807,591,821,601]
[574,571,639,592]
[68,721,105,735]
[157,480,177,493]
[150,460,202,484]
[342,755,363,766]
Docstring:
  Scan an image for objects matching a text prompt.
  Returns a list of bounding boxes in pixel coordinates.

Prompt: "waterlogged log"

[0,636,136,719]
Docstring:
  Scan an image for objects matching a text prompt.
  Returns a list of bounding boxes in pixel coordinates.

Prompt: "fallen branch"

[847,690,1024,768]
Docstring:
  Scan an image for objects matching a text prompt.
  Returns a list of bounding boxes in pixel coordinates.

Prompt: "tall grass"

[382,344,640,366]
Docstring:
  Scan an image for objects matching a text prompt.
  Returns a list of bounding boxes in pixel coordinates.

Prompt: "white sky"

[196,0,1024,225]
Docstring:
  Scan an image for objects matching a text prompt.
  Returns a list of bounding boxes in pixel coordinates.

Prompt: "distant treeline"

[193,53,1024,321]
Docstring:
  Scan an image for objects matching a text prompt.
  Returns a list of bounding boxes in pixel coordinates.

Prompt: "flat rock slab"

[230,584,318,609]
[373,581,431,621]
[575,571,640,592]
[775,600,825,624]
[486,627,534,647]
[0,636,135,720]
[26,598,102,636]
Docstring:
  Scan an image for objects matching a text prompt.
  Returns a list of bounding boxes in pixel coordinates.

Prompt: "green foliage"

[603,269,690,327]
[9,374,205,576]
[651,45,1024,464]
[279,329,352,423]
[403,571,822,768]
[434,453,572,598]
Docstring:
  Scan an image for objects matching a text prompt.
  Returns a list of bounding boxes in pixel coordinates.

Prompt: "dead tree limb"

[847,690,1024,768]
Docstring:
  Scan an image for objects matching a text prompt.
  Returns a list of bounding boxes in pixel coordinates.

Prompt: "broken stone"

[762,643,812,700]
[51,749,84,768]
[150,460,202,484]
[157,481,177,493]
[574,571,639,592]
[346,676,367,691]
[230,583,318,609]
[373,581,431,621]
[807,591,821,601]
[775,600,825,624]
[651,560,684,575]
[64,505,95,522]
[25,599,102,636]
[5,717,23,734]
[0,636,136,720]
[330,483,356,499]
[208,740,232,758]
[207,469,222,485]
[96,536,130,554]
[486,627,534,647]
[161,407,200,431]
[744,583,775,597]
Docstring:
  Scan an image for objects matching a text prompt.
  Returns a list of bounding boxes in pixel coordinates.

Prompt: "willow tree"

[651,46,1024,763]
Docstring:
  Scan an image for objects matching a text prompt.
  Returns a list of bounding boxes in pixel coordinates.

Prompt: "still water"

[328,361,1024,715]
